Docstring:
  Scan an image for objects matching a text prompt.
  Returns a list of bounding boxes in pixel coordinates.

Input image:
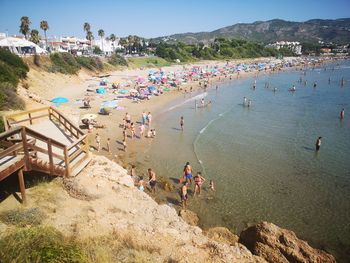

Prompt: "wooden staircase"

[0,106,91,203]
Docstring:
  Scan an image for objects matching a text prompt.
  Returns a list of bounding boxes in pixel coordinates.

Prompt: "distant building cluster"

[0,33,124,56]
[267,41,302,55]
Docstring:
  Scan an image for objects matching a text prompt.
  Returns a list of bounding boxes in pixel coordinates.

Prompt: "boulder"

[205,227,239,245]
[239,222,336,263]
[179,209,199,226]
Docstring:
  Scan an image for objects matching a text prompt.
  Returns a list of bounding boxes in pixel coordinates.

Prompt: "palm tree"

[119,38,128,54]
[40,20,49,51]
[98,29,105,54]
[127,35,134,54]
[109,34,116,52]
[83,22,92,51]
[30,29,40,44]
[20,16,31,39]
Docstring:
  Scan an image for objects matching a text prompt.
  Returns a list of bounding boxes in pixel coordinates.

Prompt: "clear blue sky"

[0,0,349,38]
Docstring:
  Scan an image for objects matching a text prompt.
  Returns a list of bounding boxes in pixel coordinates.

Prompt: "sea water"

[136,62,350,261]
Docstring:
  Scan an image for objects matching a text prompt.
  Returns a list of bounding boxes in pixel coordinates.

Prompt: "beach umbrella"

[81,113,97,120]
[50,97,69,106]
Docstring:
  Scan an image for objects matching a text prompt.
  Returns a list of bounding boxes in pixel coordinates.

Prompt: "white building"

[93,38,122,55]
[267,41,302,55]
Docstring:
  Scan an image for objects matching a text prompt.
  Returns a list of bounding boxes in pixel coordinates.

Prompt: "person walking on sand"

[130,122,135,138]
[148,168,157,194]
[147,112,152,127]
[315,137,322,151]
[340,108,345,120]
[194,172,205,196]
[142,111,147,125]
[139,124,145,138]
[181,182,188,209]
[106,138,111,153]
[183,162,193,185]
[95,133,101,152]
[180,116,184,131]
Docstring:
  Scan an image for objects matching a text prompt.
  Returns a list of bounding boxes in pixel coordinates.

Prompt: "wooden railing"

[1,107,90,177]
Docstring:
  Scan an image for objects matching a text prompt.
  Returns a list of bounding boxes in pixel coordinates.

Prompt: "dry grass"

[0,208,45,227]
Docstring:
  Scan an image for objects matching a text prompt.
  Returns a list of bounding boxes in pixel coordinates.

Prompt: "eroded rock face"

[179,209,199,226]
[239,222,336,263]
[205,227,239,246]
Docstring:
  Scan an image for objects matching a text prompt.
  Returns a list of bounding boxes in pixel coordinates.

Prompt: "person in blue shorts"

[183,162,193,185]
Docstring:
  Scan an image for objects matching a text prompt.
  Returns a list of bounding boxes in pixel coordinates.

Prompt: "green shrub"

[49,52,80,74]
[108,53,128,66]
[0,48,29,79]
[93,46,103,55]
[0,61,19,86]
[0,226,86,263]
[76,56,104,71]
[0,82,25,111]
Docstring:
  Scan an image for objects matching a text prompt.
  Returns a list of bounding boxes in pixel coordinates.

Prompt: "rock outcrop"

[205,227,239,246]
[179,209,200,226]
[239,222,336,263]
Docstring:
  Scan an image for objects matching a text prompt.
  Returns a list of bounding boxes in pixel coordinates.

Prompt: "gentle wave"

[165,92,208,112]
[193,106,234,175]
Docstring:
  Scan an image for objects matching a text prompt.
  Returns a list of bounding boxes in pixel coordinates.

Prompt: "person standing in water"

[148,168,157,194]
[183,162,193,184]
[243,97,247,106]
[180,116,184,131]
[194,172,205,196]
[340,108,345,120]
[181,182,188,209]
[315,137,322,151]
[247,100,252,107]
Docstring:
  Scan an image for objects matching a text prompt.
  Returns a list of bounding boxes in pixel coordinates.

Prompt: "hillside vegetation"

[155,38,294,62]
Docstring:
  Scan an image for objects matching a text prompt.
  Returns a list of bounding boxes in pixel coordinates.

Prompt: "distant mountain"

[154,18,350,44]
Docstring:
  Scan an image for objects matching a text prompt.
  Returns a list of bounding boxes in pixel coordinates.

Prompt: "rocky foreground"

[0,155,336,262]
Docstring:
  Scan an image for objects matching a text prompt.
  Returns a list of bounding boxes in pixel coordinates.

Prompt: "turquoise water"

[136,62,350,261]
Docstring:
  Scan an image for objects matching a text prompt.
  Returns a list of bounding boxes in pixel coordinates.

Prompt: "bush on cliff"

[0,48,29,79]
[49,52,80,74]
[76,56,104,71]
[108,53,128,66]
[0,82,25,111]
[0,48,27,115]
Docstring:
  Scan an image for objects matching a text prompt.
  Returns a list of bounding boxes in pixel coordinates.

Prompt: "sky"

[0,0,349,39]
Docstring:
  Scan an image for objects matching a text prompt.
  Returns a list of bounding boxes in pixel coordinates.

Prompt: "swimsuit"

[139,185,144,191]
[150,180,156,188]
[185,173,193,180]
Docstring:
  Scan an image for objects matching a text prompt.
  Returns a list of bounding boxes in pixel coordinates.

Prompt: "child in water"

[209,180,215,191]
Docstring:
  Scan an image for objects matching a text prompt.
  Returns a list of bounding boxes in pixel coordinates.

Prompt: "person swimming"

[315,136,322,151]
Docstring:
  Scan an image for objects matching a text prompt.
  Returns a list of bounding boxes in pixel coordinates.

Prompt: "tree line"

[154,38,295,62]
